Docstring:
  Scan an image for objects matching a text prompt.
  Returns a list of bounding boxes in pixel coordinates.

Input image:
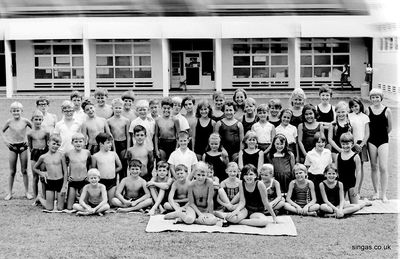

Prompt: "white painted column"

[292,37,301,88]
[4,40,13,98]
[161,38,170,97]
[214,38,222,91]
[83,38,91,98]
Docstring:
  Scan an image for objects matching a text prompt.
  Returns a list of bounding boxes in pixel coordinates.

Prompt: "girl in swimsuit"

[211,91,225,122]
[259,164,285,214]
[316,85,335,150]
[202,133,229,182]
[366,88,392,202]
[242,98,257,135]
[232,88,247,122]
[289,88,307,128]
[238,130,264,172]
[192,99,216,160]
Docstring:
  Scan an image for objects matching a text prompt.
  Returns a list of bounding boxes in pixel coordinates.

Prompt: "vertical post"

[161,38,170,97]
[5,40,13,98]
[83,38,91,98]
[214,38,222,91]
[291,37,301,88]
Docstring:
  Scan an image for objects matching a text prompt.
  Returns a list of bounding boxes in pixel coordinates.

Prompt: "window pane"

[233,68,250,78]
[333,55,349,65]
[252,44,269,54]
[96,44,113,54]
[332,43,349,53]
[271,43,287,53]
[134,56,151,66]
[301,67,312,77]
[35,57,51,67]
[314,67,331,77]
[72,45,83,54]
[115,44,132,54]
[54,68,71,79]
[34,45,51,55]
[35,68,52,79]
[252,67,269,78]
[252,56,268,66]
[72,57,83,67]
[134,44,151,54]
[301,55,312,65]
[96,68,114,78]
[96,56,113,66]
[134,68,151,78]
[271,56,288,65]
[53,56,70,66]
[115,56,132,66]
[313,43,330,53]
[233,44,250,54]
[314,55,331,65]
[53,45,70,55]
[233,56,250,66]
[271,67,288,78]
[72,68,84,79]
[300,43,312,53]
[115,68,133,78]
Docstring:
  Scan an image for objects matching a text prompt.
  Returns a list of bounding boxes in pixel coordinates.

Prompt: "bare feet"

[371,193,379,200]
[4,194,12,201]
[363,198,373,206]
[76,211,91,216]
[26,193,33,200]
[381,196,389,203]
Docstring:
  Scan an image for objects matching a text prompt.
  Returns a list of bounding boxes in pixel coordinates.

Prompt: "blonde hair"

[87,168,101,178]
[136,99,150,109]
[31,110,43,120]
[290,88,306,106]
[242,130,258,147]
[293,163,307,175]
[61,100,74,111]
[71,132,85,142]
[369,88,384,100]
[335,101,349,113]
[244,97,256,107]
[226,162,239,171]
[10,102,23,110]
[111,98,124,107]
[260,163,274,174]
[194,161,210,174]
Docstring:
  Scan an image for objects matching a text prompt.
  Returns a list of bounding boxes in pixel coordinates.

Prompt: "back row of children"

[1,85,391,212]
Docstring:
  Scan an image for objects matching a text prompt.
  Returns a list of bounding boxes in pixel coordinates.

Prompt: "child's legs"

[72,203,86,212]
[67,187,77,210]
[150,189,165,213]
[368,143,379,194]
[179,206,196,224]
[19,150,29,192]
[195,213,218,226]
[43,190,55,210]
[96,203,111,213]
[348,187,359,204]
[358,161,364,194]
[132,197,153,211]
[31,163,39,197]
[342,203,361,215]
[284,202,299,214]
[320,204,334,213]
[107,186,116,202]
[226,208,248,224]
[111,197,126,208]
[163,202,173,211]
[307,204,320,212]
[377,143,389,198]
[217,188,231,205]
[240,212,268,227]
[56,192,66,210]
[271,198,285,211]
[7,150,18,194]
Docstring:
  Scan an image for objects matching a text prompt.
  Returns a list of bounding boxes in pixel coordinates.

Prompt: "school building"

[0,1,398,98]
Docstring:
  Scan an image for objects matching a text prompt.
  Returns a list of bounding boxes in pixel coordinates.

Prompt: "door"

[184,53,200,86]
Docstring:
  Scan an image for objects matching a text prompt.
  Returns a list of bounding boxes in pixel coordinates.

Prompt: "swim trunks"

[45,178,64,192]
[31,147,48,162]
[9,142,28,154]
[99,177,117,191]
[68,180,87,190]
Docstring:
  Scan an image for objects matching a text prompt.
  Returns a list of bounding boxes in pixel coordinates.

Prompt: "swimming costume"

[204,152,227,181]
[269,119,281,128]
[223,185,240,201]
[99,177,117,191]
[88,144,100,155]
[211,113,224,122]
[194,119,214,156]
[68,180,87,190]
[317,105,334,140]
[219,120,240,160]
[158,138,177,160]
[45,178,64,192]
[265,180,277,202]
[307,173,325,204]
[242,149,261,169]
[8,142,28,154]
[337,153,357,194]
[368,106,389,148]
[332,121,352,153]
[265,152,293,193]
[243,180,264,214]
[30,147,48,162]
[292,182,311,208]
[242,115,257,135]
[323,181,340,207]
[302,123,321,153]
[290,114,303,128]
[114,140,127,158]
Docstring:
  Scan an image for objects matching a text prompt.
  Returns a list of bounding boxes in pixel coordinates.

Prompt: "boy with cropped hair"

[168,131,198,179]
[121,90,137,122]
[129,99,155,150]
[171,96,190,132]
[70,91,87,125]
[54,100,81,154]
[149,98,160,119]
[93,88,113,119]
[36,96,57,133]
[164,164,190,218]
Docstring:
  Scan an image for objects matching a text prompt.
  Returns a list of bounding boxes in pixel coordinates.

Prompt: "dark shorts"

[99,177,117,191]
[68,180,87,190]
[141,172,152,182]
[45,178,64,192]
[158,138,177,159]
[9,142,28,154]
[87,200,100,208]
[31,147,48,162]
[115,140,127,158]
[88,144,100,155]
[246,205,265,216]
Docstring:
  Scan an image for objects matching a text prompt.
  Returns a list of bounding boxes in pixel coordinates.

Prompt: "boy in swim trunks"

[93,88,113,119]
[164,164,190,219]
[64,132,91,210]
[73,168,110,216]
[36,96,57,133]
[27,110,49,200]
[146,161,173,215]
[111,159,153,212]
[91,133,122,202]
[121,90,137,122]
[2,102,33,200]
[33,133,68,211]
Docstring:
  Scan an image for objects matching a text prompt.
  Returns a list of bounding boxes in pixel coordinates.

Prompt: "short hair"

[233,88,247,103]
[195,99,213,118]
[226,161,239,171]
[319,84,333,97]
[194,161,209,174]
[290,88,306,106]
[111,98,124,107]
[81,99,94,110]
[31,110,43,120]
[94,88,108,97]
[157,161,169,170]
[182,95,195,107]
[49,133,61,143]
[87,168,101,178]
[177,130,190,139]
[136,100,149,109]
[95,132,113,145]
[128,159,142,169]
[71,132,85,142]
[212,91,225,101]
[36,96,50,106]
[121,90,135,101]
[268,99,282,109]
[61,100,74,111]
[244,97,257,107]
[260,164,274,174]
[293,163,307,174]
[149,99,159,106]
[207,133,222,152]
[10,101,23,110]
[241,164,257,179]
[302,104,318,121]
[171,96,182,105]
[223,100,236,112]
[242,130,258,147]
[161,97,173,107]
[335,101,349,113]
[349,97,365,114]
[70,91,83,100]
[369,88,383,100]
[324,163,337,175]
[257,104,269,113]
[313,131,326,145]
[175,164,188,173]
[133,125,147,135]
[279,108,293,119]
[340,132,354,143]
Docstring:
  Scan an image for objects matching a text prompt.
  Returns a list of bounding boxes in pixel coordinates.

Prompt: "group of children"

[1,85,391,224]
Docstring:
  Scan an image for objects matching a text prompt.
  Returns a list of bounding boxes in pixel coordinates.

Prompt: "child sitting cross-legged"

[112,159,153,213]
[164,164,190,219]
[73,168,110,216]
[259,164,285,215]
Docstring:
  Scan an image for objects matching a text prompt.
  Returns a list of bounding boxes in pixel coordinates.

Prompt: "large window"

[34,40,84,80]
[95,39,151,80]
[379,37,398,51]
[232,38,288,80]
[300,38,350,80]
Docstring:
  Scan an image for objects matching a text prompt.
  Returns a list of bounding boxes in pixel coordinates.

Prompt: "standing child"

[316,85,335,149]
[149,99,160,120]
[265,134,295,194]
[242,98,257,135]
[328,101,352,162]
[289,88,306,128]
[73,168,110,216]
[238,131,264,172]
[168,131,198,179]
[64,133,91,210]
[232,88,247,121]
[129,100,155,155]
[111,159,153,212]
[298,104,323,162]
[2,102,33,200]
[215,100,244,162]
[259,164,285,214]
[320,164,370,218]
[182,96,197,148]
[171,96,190,133]
[348,97,370,194]
[211,91,225,122]
[33,133,68,211]
[163,164,190,216]
[93,88,113,119]
[91,133,122,202]
[27,110,49,200]
[284,163,320,216]
[192,99,216,160]
[36,96,57,133]
[251,104,275,153]
[276,109,298,159]
[268,99,282,128]
[121,90,137,122]
[202,133,229,182]
[146,161,174,215]
[366,88,391,201]
[70,91,86,125]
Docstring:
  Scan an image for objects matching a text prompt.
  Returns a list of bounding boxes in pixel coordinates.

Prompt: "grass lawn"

[0,96,398,258]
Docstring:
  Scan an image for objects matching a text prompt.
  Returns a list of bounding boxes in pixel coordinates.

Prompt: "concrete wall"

[15,40,34,90]
[373,38,398,89]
